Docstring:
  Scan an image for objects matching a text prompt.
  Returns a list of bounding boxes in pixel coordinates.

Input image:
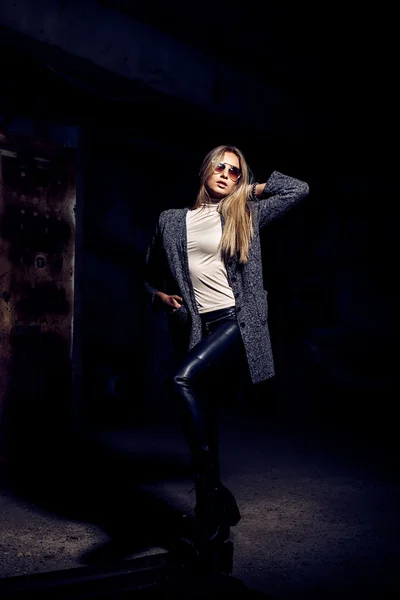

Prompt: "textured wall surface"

[0,130,76,449]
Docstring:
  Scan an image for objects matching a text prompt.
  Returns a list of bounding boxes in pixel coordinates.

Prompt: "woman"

[144,144,309,552]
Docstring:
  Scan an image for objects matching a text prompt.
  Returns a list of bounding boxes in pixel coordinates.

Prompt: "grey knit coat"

[144,170,309,384]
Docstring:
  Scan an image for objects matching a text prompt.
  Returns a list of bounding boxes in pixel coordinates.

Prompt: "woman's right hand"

[155,291,183,312]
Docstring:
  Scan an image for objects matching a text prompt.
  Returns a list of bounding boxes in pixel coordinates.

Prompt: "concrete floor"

[0,407,398,599]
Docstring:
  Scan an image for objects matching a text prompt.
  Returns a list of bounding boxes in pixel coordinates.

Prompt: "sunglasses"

[213,161,242,182]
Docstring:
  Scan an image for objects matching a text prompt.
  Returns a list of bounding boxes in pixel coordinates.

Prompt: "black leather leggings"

[172,306,246,472]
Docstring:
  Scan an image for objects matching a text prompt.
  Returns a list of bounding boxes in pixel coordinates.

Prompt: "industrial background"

[0,1,397,599]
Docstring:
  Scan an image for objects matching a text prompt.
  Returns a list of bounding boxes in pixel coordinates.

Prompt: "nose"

[220,166,228,179]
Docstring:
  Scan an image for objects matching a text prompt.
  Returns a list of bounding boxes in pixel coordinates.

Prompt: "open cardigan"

[144,170,309,384]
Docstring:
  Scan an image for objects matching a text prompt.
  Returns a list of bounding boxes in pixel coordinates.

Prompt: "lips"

[217,181,227,187]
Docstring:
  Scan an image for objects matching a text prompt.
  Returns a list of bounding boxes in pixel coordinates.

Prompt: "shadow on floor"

[2,427,199,563]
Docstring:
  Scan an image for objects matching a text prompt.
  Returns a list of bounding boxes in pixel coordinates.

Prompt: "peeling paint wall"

[0,130,76,450]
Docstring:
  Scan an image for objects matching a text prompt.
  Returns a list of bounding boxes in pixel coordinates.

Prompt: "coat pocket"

[168,303,189,328]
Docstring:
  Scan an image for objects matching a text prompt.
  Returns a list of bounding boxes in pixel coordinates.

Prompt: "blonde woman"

[144,145,309,556]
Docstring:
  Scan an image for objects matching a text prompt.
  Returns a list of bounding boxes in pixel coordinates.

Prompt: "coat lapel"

[177,208,190,267]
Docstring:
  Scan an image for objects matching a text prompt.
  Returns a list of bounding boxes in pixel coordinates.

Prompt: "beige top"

[186,203,235,314]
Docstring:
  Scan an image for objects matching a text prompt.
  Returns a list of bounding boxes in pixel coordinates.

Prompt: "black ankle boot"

[194,478,241,540]
[193,448,241,544]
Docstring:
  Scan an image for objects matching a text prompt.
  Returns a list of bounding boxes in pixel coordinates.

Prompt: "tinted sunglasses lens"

[229,167,240,181]
[214,163,225,174]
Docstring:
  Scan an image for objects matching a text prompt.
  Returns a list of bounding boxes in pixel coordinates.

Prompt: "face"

[205,151,241,200]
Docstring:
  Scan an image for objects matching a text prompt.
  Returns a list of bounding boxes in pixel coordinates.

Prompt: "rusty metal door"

[0,130,76,458]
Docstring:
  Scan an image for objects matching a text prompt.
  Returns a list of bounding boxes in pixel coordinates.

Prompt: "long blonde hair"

[192,145,254,264]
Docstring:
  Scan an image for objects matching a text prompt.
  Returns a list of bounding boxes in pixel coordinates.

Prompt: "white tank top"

[186,203,235,314]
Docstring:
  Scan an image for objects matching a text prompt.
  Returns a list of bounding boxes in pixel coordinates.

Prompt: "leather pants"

[172,306,246,475]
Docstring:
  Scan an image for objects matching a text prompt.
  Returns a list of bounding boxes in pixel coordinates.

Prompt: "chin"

[214,188,228,198]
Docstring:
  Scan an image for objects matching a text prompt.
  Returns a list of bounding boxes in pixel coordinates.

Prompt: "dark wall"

[261,174,396,438]
[0,31,396,447]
